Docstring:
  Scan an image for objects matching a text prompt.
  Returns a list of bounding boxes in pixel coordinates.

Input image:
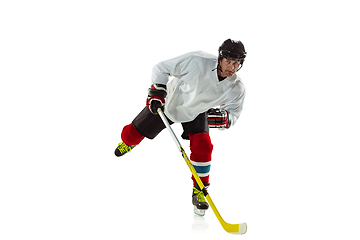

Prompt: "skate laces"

[193,187,206,203]
[117,142,133,154]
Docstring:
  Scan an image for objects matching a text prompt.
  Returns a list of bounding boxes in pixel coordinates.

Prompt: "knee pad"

[189,133,213,162]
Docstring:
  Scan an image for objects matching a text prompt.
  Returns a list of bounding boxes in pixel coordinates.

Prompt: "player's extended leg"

[189,132,213,216]
[115,106,173,157]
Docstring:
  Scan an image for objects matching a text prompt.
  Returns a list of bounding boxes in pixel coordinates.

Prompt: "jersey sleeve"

[220,81,246,127]
[151,52,196,85]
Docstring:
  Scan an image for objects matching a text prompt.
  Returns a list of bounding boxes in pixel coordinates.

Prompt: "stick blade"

[238,222,247,235]
[224,222,247,234]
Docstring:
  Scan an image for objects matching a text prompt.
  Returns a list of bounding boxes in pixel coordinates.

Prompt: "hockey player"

[114,39,247,216]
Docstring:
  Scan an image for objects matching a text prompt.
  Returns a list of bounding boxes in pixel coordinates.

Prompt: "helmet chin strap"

[211,63,224,76]
[212,58,223,73]
[211,62,222,72]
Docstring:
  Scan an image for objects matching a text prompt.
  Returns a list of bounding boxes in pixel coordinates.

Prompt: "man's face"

[218,58,242,78]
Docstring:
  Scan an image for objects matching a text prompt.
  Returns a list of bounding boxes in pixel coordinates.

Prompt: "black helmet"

[218,39,247,63]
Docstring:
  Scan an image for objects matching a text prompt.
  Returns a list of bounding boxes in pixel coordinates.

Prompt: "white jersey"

[151,51,245,126]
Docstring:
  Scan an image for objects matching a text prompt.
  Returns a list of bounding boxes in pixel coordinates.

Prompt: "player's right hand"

[146,84,167,114]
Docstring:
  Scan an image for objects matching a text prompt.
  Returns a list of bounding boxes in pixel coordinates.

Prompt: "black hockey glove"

[146,84,167,114]
[207,108,230,128]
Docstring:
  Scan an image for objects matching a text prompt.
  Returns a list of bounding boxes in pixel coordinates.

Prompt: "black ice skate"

[114,142,136,157]
[192,186,209,216]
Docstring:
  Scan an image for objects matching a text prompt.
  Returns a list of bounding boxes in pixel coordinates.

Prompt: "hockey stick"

[157,108,247,234]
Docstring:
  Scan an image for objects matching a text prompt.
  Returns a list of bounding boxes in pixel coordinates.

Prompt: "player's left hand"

[206,108,230,128]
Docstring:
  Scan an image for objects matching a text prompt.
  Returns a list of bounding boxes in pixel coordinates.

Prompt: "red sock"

[121,124,145,146]
[191,175,210,187]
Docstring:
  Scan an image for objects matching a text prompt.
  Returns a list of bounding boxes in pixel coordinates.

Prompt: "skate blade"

[194,206,206,216]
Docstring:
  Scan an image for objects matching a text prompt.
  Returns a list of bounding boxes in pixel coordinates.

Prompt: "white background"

[1,0,359,239]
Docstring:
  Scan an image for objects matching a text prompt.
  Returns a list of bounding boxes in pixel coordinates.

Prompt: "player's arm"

[208,83,245,128]
[146,52,195,115]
